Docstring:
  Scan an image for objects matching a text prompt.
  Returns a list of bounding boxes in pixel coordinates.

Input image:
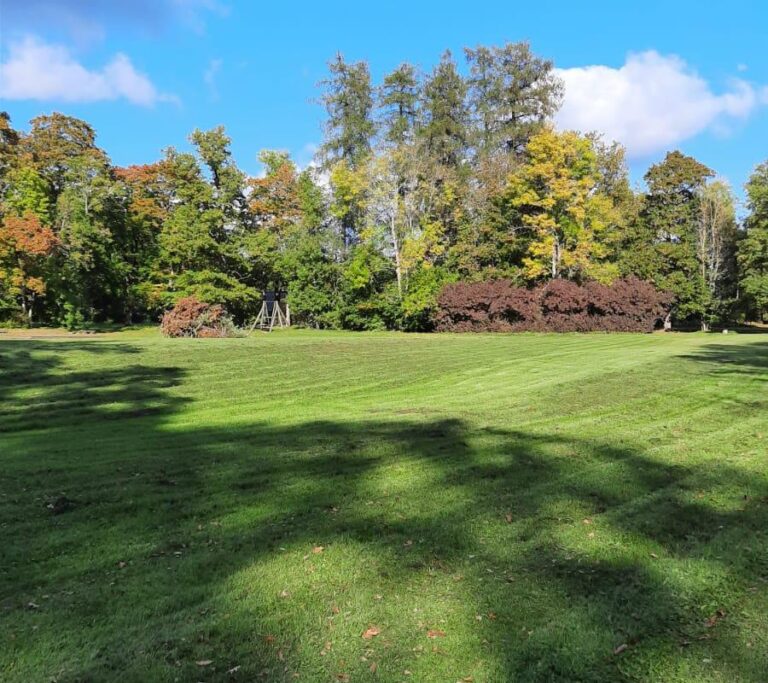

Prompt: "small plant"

[160,297,239,338]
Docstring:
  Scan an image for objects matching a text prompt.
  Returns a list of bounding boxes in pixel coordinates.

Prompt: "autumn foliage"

[435,278,672,333]
[161,297,238,338]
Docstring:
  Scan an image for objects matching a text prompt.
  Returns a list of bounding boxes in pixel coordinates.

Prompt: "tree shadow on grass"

[0,341,767,681]
[677,341,768,378]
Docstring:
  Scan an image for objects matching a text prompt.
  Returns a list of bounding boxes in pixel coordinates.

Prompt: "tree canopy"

[0,42,761,329]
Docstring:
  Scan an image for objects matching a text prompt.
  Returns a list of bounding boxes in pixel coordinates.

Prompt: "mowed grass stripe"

[1,330,767,682]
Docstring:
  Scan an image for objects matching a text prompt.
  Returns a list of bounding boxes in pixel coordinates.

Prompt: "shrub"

[435,278,672,333]
[161,297,238,338]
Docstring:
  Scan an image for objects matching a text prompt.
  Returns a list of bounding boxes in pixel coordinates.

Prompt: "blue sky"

[1,0,767,200]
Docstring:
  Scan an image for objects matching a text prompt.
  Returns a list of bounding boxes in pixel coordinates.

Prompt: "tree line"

[1,42,767,330]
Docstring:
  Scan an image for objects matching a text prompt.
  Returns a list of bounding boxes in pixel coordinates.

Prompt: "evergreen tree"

[465,42,563,157]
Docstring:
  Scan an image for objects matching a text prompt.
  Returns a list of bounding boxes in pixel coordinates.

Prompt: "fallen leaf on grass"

[227,665,241,674]
[196,660,213,666]
[504,513,513,524]
[369,662,377,673]
[312,546,325,554]
[336,674,350,682]
[613,644,628,655]
[705,609,726,628]
[362,626,381,640]
[279,589,290,598]
[427,629,446,639]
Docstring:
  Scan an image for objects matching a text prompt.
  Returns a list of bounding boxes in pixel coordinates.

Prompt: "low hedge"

[435,278,672,333]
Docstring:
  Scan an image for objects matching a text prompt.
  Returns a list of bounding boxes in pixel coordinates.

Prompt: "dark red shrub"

[435,278,671,333]
[435,280,539,332]
[161,297,237,338]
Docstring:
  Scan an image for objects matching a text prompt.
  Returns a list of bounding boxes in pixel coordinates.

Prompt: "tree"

[23,113,105,201]
[0,211,57,322]
[0,112,20,195]
[697,181,738,328]
[319,54,375,169]
[502,128,621,284]
[622,151,714,323]
[319,54,375,248]
[465,42,563,157]
[419,51,469,168]
[738,162,768,321]
[379,63,420,147]
[113,163,170,318]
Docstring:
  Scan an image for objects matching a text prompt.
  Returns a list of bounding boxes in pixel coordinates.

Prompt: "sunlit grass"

[1,330,767,681]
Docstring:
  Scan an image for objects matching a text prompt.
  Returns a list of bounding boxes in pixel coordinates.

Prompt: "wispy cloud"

[203,58,223,101]
[0,36,178,106]
[2,0,229,43]
[556,51,766,158]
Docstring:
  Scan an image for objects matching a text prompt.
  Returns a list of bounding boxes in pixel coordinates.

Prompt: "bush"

[161,297,238,338]
[435,278,672,333]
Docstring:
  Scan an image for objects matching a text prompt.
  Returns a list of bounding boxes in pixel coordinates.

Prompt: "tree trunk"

[551,238,560,279]
[390,214,403,299]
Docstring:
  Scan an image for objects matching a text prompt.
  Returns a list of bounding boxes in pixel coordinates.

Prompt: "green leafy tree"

[621,151,714,323]
[738,162,768,321]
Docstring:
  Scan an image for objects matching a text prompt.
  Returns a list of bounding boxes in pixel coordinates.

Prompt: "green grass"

[1,330,767,682]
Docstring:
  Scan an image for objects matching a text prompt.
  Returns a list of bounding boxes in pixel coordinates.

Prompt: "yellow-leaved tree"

[504,128,620,284]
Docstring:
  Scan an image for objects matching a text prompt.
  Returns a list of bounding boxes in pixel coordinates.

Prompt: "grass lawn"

[1,330,767,682]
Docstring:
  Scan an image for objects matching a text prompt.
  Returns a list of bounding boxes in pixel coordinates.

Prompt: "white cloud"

[203,58,223,100]
[555,51,765,158]
[0,35,177,106]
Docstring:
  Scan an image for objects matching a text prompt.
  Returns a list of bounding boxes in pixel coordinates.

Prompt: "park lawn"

[0,330,767,682]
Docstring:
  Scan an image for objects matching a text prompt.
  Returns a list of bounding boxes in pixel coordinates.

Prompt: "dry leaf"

[427,629,446,638]
[331,605,340,614]
[279,589,290,598]
[362,626,381,640]
[336,674,350,682]
[196,660,213,666]
[613,644,628,655]
[312,546,325,554]
[227,665,241,674]
[705,609,726,628]
[504,513,513,524]
[369,662,378,673]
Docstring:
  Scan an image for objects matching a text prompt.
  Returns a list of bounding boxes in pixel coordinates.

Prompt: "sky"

[1,0,767,200]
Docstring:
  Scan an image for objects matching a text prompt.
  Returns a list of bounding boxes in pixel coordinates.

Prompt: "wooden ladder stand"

[250,300,290,332]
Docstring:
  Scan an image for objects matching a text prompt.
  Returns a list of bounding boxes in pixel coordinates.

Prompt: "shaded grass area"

[1,331,767,682]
